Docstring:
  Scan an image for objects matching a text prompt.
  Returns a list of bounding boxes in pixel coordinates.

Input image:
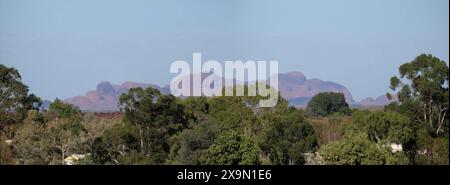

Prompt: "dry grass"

[354,106,384,112]
[307,116,352,146]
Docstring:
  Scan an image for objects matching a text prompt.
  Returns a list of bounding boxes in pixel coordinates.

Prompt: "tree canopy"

[1,64,41,125]
[319,132,409,165]
[2,53,448,165]
[200,131,260,165]
[388,54,449,136]
[118,87,188,163]
[306,92,351,117]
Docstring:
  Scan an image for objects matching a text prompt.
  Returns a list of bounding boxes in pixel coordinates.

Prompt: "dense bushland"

[1,54,448,165]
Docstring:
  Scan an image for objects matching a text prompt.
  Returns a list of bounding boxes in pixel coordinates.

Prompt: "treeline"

[0,54,448,165]
[1,87,319,165]
[318,54,449,165]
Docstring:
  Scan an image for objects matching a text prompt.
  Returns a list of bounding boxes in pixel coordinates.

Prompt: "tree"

[45,100,84,164]
[48,99,82,123]
[90,137,112,164]
[91,122,141,164]
[168,118,219,164]
[13,121,53,164]
[388,54,449,136]
[208,96,258,136]
[414,130,449,165]
[306,92,351,117]
[343,110,417,163]
[182,96,209,123]
[1,64,41,125]
[47,119,84,164]
[119,87,187,163]
[12,109,59,164]
[18,93,42,117]
[349,110,415,145]
[319,132,409,165]
[259,106,318,165]
[200,131,260,165]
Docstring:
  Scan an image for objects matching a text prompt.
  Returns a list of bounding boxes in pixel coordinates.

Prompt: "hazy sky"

[1,0,448,101]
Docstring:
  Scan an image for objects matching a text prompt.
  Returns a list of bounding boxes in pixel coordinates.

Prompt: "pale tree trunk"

[135,122,144,150]
[429,100,433,128]
[436,106,448,135]
[139,128,144,150]
[374,133,381,144]
[422,103,427,124]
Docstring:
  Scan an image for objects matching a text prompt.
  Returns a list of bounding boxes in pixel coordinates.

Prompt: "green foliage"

[48,100,84,135]
[48,120,84,164]
[306,92,351,117]
[349,110,414,145]
[259,106,318,165]
[21,109,47,127]
[0,64,28,116]
[119,87,188,163]
[168,118,219,165]
[182,96,209,123]
[388,54,449,136]
[1,64,42,124]
[19,93,42,115]
[90,122,140,164]
[11,100,85,164]
[90,137,112,164]
[4,54,448,165]
[11,122,49,164]
[319,132,409,165]
[49,99,81,122]
[13,121,82,165]
[383,54,449,164]
[414,130,449,165]
[342,110,418,163]
[118,150,154,165]
[200,131,260,165]
[208,96,258,135]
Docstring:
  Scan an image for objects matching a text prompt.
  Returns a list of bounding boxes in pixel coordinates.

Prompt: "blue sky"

[1,0,448,101]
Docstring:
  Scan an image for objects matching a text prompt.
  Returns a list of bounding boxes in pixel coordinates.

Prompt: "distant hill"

[276,72,354,107]
[65,81,166,111]
[356,94,398,107]
[64,71,395,111]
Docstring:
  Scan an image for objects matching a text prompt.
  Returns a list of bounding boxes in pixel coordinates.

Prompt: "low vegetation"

[1,54,448,165]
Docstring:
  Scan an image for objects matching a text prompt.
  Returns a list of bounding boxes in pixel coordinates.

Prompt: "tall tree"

[119,87,187,163]
[260,106,318,165]
[0,64,33,124]
[388,54,449,136]
[48,100,84,164]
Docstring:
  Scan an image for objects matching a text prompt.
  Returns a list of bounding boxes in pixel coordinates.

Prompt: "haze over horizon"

[1,0,449,101]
